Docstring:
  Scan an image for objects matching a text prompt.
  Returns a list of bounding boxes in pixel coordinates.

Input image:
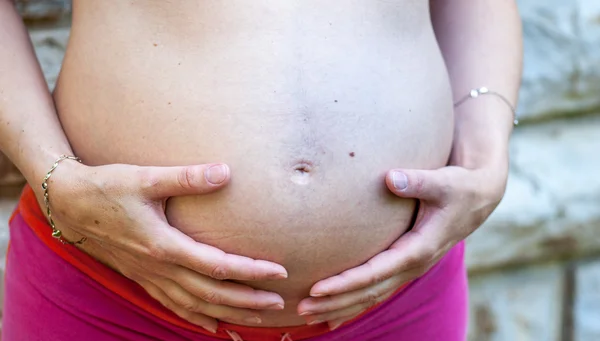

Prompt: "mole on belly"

[290,161,313,185]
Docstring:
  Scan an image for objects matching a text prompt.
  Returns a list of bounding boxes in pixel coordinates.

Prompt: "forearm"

[430,0,523,170]
[0,0,74,189]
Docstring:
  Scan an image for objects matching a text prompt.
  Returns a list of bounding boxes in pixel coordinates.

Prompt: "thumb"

[385,168,448,201]
[140,163,231,198]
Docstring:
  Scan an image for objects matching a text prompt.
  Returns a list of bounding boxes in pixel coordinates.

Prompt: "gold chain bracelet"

[454,87,519,126]
[41,155,87,245]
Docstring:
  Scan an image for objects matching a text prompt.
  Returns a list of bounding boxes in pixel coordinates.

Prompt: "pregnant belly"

[60,99,453,326]
[55,2,454,326]
[165,152,425,326]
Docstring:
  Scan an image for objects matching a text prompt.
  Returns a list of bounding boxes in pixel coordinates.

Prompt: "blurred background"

[0,1,598,340]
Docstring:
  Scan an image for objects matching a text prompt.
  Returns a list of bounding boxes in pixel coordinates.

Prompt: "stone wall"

[1,1,599,340]
[466,1,600,339]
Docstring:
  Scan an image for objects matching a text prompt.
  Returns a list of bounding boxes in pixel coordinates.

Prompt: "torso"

[55,0,453,326]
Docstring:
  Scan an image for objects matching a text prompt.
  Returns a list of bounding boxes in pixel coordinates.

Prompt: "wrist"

[39,156,90,245]
[449,131,509,169]
[29,153,87,203]
[449,96,513,169]
[16,145,74,188]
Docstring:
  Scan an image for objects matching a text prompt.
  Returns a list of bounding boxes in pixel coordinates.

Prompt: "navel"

[290,161,313,185]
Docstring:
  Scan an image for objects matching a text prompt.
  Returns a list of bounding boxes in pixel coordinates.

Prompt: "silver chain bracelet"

[454,87,519,126]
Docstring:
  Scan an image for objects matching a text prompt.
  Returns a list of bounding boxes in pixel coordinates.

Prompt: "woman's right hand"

[43,160,287,333]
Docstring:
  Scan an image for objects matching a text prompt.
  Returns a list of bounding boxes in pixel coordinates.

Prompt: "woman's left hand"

[297,164,508,330]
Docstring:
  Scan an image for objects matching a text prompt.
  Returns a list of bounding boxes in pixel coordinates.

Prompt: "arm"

[297,0,522,329]
[0,0,74,190]
[432,0,522,171]
[0,1,286,331]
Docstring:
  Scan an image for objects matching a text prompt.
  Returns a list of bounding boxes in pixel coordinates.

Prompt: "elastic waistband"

[14,184,406,340]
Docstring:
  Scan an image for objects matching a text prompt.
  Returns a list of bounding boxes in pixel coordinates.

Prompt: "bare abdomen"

[56,0,454,326]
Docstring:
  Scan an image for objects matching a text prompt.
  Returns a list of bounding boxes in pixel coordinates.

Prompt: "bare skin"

[54,0,453,327]
[0,0,521,334]
[299,0,522,329]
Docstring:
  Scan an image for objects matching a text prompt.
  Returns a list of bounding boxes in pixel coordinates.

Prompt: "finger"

[309,230,434,296]
[306,304,366,328]
[328,311,364,331]
[172,266,285,310]
[149,225,288,281]
[139,163,231,198]
[298,275,403,316]
[155,278,264,325]
[304,283,399,327]
[386,168,451,201]
[138,280,218,333]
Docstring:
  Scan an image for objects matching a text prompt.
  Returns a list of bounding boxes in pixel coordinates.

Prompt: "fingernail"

[310,293,325,297]
[274,272,288,279]
[308,319,324,325]
[330,321,344,331]
[299,311,313,316]
[206,164,228,185]
[267,303,285,310]
[243,316,262,324]
[392,171,408,191]
[203,326,217,333]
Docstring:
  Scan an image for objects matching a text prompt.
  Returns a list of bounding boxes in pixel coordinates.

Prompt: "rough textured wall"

[1,1,599,340]
[15,0,70,21]
[519,0,600,121]
[0,155,23,188]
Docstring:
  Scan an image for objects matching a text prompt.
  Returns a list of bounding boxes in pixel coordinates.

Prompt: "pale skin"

[0,0,286,332]
[299,0,522,329]
[0,0,522,334]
